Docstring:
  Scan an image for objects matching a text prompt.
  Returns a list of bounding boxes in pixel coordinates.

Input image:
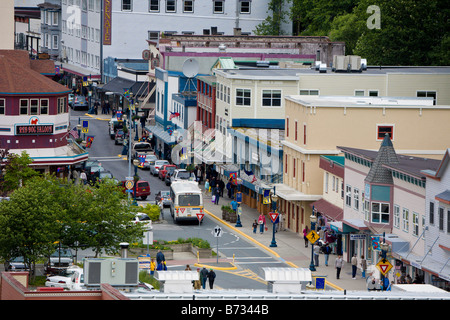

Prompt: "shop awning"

[100,76,150,98]
[145,124,176,145]
[310,198,343,221]
[273,183,322,201]
[329,219,368,234]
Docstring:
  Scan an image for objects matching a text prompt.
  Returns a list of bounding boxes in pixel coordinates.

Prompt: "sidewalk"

[201,191,369,292]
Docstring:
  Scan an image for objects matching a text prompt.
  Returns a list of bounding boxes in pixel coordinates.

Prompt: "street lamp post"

[132,158,140,206]
[270,193,278,247]
[309,210,317,271]
[380,232,389,291]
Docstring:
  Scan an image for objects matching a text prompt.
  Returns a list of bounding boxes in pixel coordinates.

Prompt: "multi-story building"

[38,1,62,60]
[338,138,448,289]
[0,49,87,173]
[421,149,450,290]
[280,95,450,238]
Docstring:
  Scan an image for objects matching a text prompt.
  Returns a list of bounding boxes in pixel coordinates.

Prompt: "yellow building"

[278,95,450,236]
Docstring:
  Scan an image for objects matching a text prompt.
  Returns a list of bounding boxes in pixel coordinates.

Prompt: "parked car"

[121,180,151,200]
[132,141,153,157]
[155,190,171,207]
[150,160,170,176]
[114,130,125,145]
[158,164,177,180]
[45,266,85,291]
[138,154,158,169]
[95,171,115,184]
[167,169,196,185]
[131,212,153,230]
[109,117,124,139]
[5,256,28,271]
[88,165,105,184]
[71,95,89,111]
[45,248,74,275]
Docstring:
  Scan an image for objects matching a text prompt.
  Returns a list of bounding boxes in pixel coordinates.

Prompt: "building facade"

[281,95,450,238]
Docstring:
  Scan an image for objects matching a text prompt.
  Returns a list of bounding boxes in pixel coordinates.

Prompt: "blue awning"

[145,124,175,145]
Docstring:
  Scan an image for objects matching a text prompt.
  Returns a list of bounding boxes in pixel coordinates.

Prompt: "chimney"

[120,242,129,258]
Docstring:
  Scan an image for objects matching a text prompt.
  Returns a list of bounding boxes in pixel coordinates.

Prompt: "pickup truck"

[45,248,74,275]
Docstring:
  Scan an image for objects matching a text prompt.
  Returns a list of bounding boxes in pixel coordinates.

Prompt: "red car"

[121,180,151,200]
[158,164,177,180]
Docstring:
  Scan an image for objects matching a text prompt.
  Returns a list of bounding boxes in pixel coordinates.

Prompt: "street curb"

[84,113,111,121]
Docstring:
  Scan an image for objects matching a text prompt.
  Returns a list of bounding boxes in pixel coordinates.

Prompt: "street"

[69,110,288,290]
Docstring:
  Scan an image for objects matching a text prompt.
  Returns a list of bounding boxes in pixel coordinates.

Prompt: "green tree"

[0,176,62,280]
[254,0,289,35]
[2,151,39,192]
[82,179,145,257]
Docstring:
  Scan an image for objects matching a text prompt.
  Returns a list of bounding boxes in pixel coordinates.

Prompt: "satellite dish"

[182,58,199,78]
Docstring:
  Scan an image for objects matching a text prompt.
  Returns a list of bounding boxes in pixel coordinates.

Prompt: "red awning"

[310,198,343,221]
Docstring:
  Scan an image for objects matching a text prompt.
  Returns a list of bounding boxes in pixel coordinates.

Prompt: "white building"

[421,149,450,290]
[59,0,292,82]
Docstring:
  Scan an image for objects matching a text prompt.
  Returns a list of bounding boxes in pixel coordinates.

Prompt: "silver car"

[149,160,169,176]
[138,154,158,170]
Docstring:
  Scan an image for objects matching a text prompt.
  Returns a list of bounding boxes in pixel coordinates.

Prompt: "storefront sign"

[350,234,366,240]
[103,0,112,45]
[16,124,53,135]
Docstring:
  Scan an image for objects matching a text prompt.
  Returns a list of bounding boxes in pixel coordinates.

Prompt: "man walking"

[207,268,216,289]
[351,254,358,279]
[335,255,344,279]
[200,267,209,289]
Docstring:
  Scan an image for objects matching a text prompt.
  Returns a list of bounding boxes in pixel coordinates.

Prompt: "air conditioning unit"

[84,258,139,288]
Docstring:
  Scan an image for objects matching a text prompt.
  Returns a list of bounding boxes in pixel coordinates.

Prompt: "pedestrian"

[218,179,225,197]
[214,186,220,205]
[314,245,320,266]
[231,199,238,213]
[360,255,367,278]
[303,226,309,247]
[105,100,110,114]
[207,268,216,289]
[366,272,377,291]
[194,268,201,290]
[196,167,203,184]
[80,170,87,185]
[185,264,191,271]
[323,243,331,266]
[335,255,344,279]
[252,220,258,233]
[156,249,165,270]
[200,267,208,289]
[351,253,358,279]
[150,258,156,275]
[257,213,266,234]
[204,179,210,195]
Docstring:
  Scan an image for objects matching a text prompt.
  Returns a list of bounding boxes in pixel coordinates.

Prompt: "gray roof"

[365,134,399,184]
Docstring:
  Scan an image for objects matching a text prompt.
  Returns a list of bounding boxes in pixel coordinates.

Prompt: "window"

[30,99,39,115]
[262,90,281,107]
[52,35,59,50]
[236,89,251,106]
[40,99,49,115]
[402,208,409,231]
[325,172,329,193]
[377,125,393,140]
[302,161,305,182]
[345,185,352,207]
[293,158,296,178]
[0,99,5,114]
[286,117,289,137]
[355,90,365,96]
[447,210,450,234]
[354,188,359,211]
[122,0,132,11]
[213,0,224,13]
[394,205,400,228]
[303,124,307,144]
[183,0,193,12]
[369,90,379,97]
[439,207,444,231]
[20,99,28,115]
[372,202,390,224]
[52,11,59,25]
[299,89,319,95]
[240,1,250,13]
[417,91,436,105]
[294,121,298,141]
[429,201,434,224]
[285,154,288,173]
[149,0,159,11]
[413,212,419,236]
[148,31,159,41]
[166,0,176,12]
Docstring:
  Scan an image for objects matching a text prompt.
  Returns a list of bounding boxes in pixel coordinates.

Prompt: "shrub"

[140,203,160,220]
